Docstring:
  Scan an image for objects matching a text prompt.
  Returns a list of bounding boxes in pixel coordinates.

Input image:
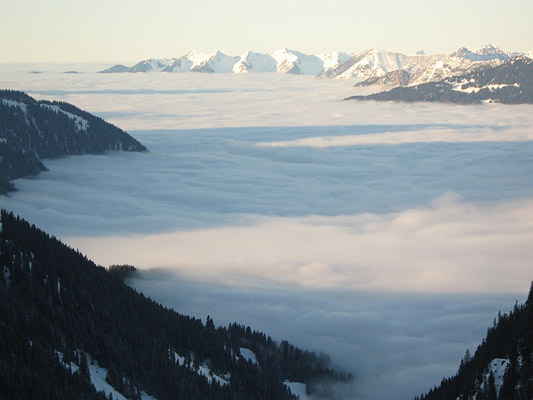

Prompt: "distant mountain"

[97,45,529,87]
[318,48,408,79]
[450,44,510,62]
[336,45,512,87]
[232,51,278,73]
[269,49,324,75]
[190,51,239,73]
[414,282,533,400]
[0,210,352,399]
[99,49,353,76]
[0,90,147,194]
[345,56,533,104]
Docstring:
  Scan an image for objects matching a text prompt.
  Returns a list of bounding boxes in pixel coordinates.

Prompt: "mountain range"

[99,45,532,87]
[100,49,353,77]
[0,90,147,194]
[345,56,533,104]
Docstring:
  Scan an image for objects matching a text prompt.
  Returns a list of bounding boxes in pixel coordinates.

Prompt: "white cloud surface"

[1,70,533,400]
[67,194,533,293]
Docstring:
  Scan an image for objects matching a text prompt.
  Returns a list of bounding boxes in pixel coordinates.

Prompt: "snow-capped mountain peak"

[324,48,407,79]
[266,48,324,75]
[98,45,530,86]
[233,51,277,73]
[190,50,239,73]
[451,44,509,61]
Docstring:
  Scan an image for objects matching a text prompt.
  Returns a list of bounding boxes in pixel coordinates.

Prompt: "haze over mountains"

[100,45,532,87]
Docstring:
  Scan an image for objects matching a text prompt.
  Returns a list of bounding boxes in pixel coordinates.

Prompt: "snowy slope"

[190,51,239,73]
[161,51,211,72]
[55,350,157,400]
[270,48,324,75]
[233,51,277,73]
[239,347,258,365]
[336,45,511,86]
[487,358,510,393]
[317,51,353,77]
[284,381,310,400]
[326,48,407,79]
[128,58,171,72]
[477,358,510,397]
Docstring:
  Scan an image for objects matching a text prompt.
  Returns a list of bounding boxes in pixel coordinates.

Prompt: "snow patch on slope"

[485,358,510,395]
[40,104,89,132]
[88,361,128,400]
[172,351,229,386]
[1,98,29,125]
[54,350,157,400]
[450,80,520,94]
[1,98,28,113]
[239,347,258,365]
[284,381,310,400]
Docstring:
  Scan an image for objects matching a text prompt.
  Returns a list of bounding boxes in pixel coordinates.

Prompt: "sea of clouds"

[1,64,533,399]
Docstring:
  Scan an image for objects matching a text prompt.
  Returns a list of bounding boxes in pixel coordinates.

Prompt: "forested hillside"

[0,90,147,194]
[0,210,351,399]
[415,283,533,400]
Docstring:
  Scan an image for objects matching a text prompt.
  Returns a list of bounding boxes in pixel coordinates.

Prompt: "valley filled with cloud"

[1,67,532,399]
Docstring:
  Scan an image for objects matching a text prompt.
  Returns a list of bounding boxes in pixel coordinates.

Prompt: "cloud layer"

[1,70,533,400]
[128,271,525,400]
[67,194,533,293]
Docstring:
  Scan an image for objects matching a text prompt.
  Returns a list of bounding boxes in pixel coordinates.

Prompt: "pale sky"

[1,0,533,62]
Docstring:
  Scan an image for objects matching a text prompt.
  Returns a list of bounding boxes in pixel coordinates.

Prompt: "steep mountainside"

[0,90,147,194]
[345,57,533,104]
[0,210,351,399]
[415,283,533,400]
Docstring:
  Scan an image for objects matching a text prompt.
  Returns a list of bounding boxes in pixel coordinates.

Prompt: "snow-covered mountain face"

[330,45,515,86]
[98,45,528,87]
[99,49,353,76]
[191,51,239,73]
[270,48,324,75]
[450,44,510,61]
[233,51,277,73]
[320,48,408,79]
